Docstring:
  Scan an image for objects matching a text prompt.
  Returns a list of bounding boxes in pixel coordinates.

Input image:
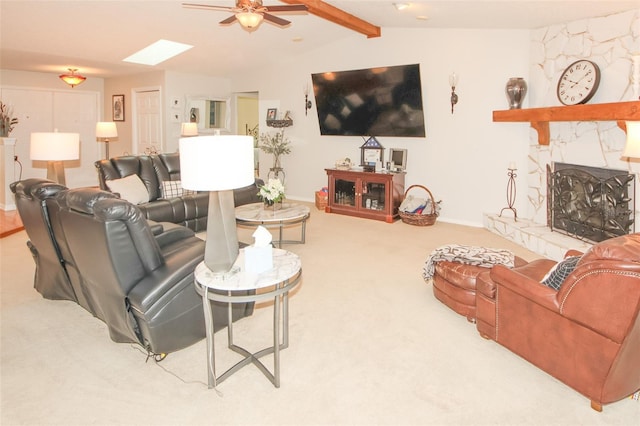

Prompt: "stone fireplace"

[548,163,635,244]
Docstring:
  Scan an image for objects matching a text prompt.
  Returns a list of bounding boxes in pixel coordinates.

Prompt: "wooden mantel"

[492,101,640,145]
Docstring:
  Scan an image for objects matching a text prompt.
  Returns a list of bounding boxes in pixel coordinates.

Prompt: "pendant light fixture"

[59,68,86,88]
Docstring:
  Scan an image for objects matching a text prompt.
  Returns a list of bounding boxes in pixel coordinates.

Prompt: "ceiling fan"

[182,1,308,31]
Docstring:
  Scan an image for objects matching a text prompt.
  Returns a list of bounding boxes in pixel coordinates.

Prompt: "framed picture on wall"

[112,95,125,121]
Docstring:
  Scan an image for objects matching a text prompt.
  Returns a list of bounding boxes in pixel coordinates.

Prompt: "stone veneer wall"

[485,9,640,260]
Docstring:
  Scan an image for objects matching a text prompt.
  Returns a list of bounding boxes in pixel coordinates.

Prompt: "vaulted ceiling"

[1,1,637,79]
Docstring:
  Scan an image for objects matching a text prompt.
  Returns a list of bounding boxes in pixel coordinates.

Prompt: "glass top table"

[235,202,310,247]
[194,249,302,389]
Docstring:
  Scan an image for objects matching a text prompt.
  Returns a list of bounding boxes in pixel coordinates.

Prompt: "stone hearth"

[484,213,592,261]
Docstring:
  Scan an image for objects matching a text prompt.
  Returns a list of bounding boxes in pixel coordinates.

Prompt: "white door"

[134,88,162,154]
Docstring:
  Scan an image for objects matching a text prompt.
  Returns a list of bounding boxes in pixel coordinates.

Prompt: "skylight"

[123,39,193,66]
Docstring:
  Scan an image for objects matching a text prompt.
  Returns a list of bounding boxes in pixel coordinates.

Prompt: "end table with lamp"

[194,248,302,389]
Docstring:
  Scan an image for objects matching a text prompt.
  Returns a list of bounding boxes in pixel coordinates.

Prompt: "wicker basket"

[315,191,328,210]
[399,184,438,226]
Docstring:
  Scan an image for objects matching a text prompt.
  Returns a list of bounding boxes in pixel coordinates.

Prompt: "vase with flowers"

[0,101,19,137]
[258,178,285,211]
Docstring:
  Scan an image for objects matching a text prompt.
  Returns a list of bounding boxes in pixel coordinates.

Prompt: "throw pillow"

[541,256,581,290]
[105,174,150,205]
[161,180,195,199]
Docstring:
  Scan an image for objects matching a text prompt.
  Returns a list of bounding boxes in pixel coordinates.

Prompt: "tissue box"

[244,245,273,274]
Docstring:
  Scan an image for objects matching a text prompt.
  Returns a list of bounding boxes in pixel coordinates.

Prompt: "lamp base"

[46,161,66,185]
[204,190,240,273]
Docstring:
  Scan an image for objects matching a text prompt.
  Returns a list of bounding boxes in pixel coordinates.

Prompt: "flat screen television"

[311,64,425,137]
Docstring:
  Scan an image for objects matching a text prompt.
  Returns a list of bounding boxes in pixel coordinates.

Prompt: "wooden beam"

[280,0,381,38]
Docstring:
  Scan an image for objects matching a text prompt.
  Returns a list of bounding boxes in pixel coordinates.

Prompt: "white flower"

[258,179,285,202]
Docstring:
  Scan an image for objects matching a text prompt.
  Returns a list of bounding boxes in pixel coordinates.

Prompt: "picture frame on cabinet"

[113,95,125,122]
[267,108,277,120]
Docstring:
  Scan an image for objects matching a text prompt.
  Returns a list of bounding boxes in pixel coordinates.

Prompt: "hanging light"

[59,68,86,88]
[236,11,263,30]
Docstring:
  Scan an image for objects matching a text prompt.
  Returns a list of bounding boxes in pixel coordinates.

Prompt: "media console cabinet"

[325,168,405,223]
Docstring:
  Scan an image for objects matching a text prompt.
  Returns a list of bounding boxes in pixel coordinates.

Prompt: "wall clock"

[556,60,601,106]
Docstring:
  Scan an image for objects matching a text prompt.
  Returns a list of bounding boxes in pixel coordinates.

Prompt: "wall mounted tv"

[311,64,425,137]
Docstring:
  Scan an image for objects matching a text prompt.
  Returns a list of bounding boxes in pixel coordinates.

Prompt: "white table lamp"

[180,135,255,274]
[96,122,118,159]
[30,131,80,185]
[622,121,640,159]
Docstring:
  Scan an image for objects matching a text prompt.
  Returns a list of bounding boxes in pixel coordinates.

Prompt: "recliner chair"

[10,178,76,302]
[50,187,254,354]
[475,233,640,411]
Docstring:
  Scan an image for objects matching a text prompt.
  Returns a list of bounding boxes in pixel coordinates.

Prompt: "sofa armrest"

[153,222,196,248]
[490,262,561,312]
[127,237,203,313]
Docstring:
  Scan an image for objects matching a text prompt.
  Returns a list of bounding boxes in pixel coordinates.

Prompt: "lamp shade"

[236,11,263,29]
[181,122,198,136]
[622,121,640,159]
[180,135,254,191]
[30,132,80,161]
[96,122,118,138]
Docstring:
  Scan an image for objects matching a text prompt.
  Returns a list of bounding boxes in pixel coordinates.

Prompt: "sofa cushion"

[160,180,195,199]
[106,174,150,205]
[542,255,580,290]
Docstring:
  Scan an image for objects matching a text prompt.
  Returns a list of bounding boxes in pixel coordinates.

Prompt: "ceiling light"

[236,11,263,30]
[59,68,86,88]
[123,39,193,66]
[393,3,409,11]
[416,15,429,21]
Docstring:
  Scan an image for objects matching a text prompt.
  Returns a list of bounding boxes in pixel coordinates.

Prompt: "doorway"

[132,87,162,154]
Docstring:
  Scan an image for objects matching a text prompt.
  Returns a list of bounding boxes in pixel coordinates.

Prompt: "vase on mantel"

[505,77,528,109]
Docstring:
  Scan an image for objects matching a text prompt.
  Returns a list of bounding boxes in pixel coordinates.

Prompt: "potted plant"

[258,178,285,210]
[259,130,291,171]
[0,101,18,137]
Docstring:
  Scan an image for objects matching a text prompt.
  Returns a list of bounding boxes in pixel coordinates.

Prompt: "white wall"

[231,27,530,226]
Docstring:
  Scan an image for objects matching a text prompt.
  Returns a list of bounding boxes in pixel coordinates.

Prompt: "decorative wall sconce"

[304,84,312,116]
[59,68,86,88]
[449,72,458,114]
[181,122,198,137]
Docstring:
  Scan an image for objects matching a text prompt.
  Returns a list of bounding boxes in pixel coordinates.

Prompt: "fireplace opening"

[547,163,635,243]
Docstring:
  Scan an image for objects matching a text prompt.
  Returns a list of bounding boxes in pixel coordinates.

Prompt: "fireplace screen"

[547,163,635,243]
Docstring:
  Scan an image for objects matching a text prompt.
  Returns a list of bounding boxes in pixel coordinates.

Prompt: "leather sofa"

[95,152,263,232]
[476,233,640,411]
[11,178,254,355]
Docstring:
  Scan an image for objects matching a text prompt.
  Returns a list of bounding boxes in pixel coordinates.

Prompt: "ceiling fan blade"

[182,2,234,12]
[219,15,238,25]
[263,13,290,26]
[264,5,308,12]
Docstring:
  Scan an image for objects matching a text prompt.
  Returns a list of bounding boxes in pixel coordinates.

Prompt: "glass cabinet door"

[361,180,386,210]
[334,178,356,207]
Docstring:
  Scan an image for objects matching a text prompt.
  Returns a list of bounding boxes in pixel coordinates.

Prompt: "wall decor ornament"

[505,77,527,109]
[112,95,125,121]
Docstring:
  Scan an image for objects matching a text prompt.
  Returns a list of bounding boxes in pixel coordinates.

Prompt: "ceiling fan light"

[59,68,86,88]
[236,11,263,29]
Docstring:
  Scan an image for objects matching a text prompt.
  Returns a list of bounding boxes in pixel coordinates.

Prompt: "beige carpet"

[1,202,638,425]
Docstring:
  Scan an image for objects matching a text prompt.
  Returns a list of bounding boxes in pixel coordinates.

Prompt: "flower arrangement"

[0,101,18,137]
[258,178,285,204]
[259,131,291,169]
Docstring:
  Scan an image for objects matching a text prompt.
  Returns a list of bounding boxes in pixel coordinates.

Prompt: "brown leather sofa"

[95,152,263,232]
[476,233,640,411]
